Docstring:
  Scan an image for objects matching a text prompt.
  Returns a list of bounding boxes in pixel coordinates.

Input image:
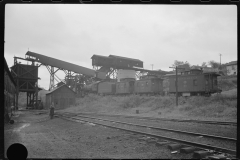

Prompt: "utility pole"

[169,66,185,106]
[151,64,153,70]
[219,53,222,65]
[219,53,222,70]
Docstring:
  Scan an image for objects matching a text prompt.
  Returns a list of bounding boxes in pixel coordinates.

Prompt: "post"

[176,67,178,106]
[219,53,221,66]
[16,79,19,110]
[169,66,185,107]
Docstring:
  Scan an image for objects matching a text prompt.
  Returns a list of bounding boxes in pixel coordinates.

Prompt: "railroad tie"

[180,147,198,154]
[193,150,212,159]
[167,144,184,151]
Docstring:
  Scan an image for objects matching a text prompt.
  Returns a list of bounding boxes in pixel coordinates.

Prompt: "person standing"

[49,102,55,119]
[11,103,14,117]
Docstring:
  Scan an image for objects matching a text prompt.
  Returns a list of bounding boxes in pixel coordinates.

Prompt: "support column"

[16,79,19,110]
[49,67,54,90]
[27,92,29,108]
[35,82,38,109]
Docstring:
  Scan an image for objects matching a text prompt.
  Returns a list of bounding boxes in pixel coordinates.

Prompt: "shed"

[46,84,76,109]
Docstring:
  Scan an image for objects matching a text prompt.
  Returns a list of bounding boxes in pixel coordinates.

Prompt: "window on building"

[205,80,208,85]
[183,80,187,87]
[193,79,197,86]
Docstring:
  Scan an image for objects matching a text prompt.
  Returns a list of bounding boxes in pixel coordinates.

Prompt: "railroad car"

[168,69,221,96]
[134,76,164,95]
[4,58,16,121]
[82,81,100,94]
[98,81,116,95]
[116,79,135,95]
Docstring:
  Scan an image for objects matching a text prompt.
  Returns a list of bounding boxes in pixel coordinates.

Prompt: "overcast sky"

[5,4,237,90]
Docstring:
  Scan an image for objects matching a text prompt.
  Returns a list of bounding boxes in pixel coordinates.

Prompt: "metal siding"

[116,82,128,94]
[98,82,113,94]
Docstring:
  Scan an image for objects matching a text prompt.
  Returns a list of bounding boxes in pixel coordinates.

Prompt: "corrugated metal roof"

[46,84,76,95]
[91,54,110,59]
[109,55,143,62]
[26,51,106,79]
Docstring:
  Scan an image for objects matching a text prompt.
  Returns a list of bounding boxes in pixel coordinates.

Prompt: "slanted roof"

[109,55,142,62]
[46,84,76,95]
[91,54,110,59]
[225,61,237,66]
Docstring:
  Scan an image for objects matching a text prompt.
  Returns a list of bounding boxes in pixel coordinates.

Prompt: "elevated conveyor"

[26,51,106,80]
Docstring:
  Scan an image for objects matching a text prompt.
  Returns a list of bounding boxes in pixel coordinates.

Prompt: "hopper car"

[82,76,164,96]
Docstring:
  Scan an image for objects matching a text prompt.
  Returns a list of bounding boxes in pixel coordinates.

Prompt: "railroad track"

[55,112,236,159]
[74,112,237,126]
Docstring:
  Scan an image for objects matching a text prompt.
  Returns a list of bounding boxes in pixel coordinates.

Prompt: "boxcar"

[116,80,135,95]
[82,81,100,94]
[169,69,221,96]
[98,81,116,95]
[134,78,164,95]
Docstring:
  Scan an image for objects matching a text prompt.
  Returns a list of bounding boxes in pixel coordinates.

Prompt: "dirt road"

[4,110,192,159]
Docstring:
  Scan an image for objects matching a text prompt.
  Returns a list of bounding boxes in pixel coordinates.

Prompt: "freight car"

[98,81,116,95]
[4,58,16,122]
[116,78,135,95]
[82,81,100,95]
[82,76,164,96]
[168,68,222,96]
[134,75,164,95]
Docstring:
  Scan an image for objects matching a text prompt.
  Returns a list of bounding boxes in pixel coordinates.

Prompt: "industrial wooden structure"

[46,84,76,109]
[10,57,40,109]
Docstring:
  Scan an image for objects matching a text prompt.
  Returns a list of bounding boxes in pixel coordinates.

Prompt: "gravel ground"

[4,110,194,159]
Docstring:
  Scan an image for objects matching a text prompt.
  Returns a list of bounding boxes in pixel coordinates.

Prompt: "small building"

[46,84,76,109]
[225,61,237,75]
